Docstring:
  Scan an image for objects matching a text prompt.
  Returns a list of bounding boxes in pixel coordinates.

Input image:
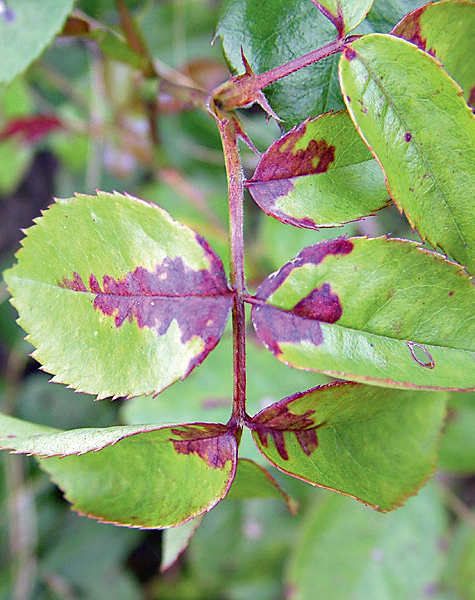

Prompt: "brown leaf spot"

[170,424,235,469]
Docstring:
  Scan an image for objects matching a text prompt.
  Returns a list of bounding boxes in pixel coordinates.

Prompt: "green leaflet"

[4,191,232,399]
[251,236,475,390]
[247,111,389,228]
[216,0,344,128]
[438,391,475,474]
[0,413,237,528]
[393,0,475,106]
[286,484,447,599]
[312,0,374,34]
[0,0,75,85]
[250,381,447,511]
[339,33,475,274]
[227,458,296,513]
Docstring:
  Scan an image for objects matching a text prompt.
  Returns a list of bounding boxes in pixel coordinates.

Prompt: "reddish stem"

[255,38,345,89]
[217,116,247,426]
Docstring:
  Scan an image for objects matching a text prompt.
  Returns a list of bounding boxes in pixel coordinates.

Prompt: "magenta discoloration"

[250,397,321,460]
[292,283,342,324]
[252,238,353,354]
[392,6,431,53]
[247,117,336,223]
[344,47,357,61]
[469,86,475,108]
[252,304,324,356]
[404,133,412,142]
[250,123,336,183]
[59,252,233,376]
[0,114,62,144]
[170,424,235,469]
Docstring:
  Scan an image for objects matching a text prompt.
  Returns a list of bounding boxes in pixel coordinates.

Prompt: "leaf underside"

[4,191,233,399]
[251,236,475,390]
[250,381,447,511]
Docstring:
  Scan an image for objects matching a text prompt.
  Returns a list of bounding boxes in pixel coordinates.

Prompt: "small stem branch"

[212,38,346,113]
[217,115,246,426]
[255,38,345,90]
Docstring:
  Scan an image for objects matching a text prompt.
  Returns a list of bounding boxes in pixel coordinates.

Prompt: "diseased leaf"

[250,381,447,511]
[247,111,389,228]
[0,413,237,528]
[339,34,475,274]
[392,0,475,106]
[251,236,475,390]
[0,0,75,85]
[216,0,345,128]
[311,0,374,35]
[4,191,233,399]
[286,484,447,599]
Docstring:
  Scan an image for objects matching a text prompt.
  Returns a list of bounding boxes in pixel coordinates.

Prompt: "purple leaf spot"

[448,291,454,297]
[292,283,342,324]
[469,86,475,108]
[404,133,412,142]
[1,7,16,23]
[59,252,233,376]
[407,341,435,369]
[252,238,352,354]
[252,304,324,356]
[344,47,357,61]
[170,424,235,469]
[392,6,429,51]
[251,132,336,182]
[251,398,321,460]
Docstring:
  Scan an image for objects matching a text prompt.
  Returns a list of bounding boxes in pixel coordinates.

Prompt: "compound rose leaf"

[251,236,475,390]
[250,381,447,511]
[4,191,232,398]
[247,111,389,229]
[0,413,237,528]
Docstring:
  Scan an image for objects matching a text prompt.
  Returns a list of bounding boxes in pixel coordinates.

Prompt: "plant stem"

[217,115,247,427]
[255,38,345,90]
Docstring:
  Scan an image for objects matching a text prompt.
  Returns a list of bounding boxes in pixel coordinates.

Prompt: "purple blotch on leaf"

[0,6,16,23]
[392,6,436,57]
[404,133,412,142]
[59,242,233,376]
[344,47,357,61]
[292,283,342,323]
[250,394,322,460]
[170,424,235,469]
[252,238,353,355]
[246,118,336,225]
